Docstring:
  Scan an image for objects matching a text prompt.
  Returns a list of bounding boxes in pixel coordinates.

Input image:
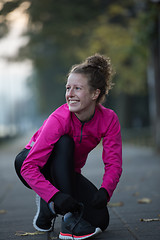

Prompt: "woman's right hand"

[52,192,80,215]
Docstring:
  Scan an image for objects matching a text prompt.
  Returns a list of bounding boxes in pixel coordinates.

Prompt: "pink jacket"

[21,103,122,203]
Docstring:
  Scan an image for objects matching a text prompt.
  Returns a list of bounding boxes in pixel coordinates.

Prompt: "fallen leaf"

[0,210,7,214]
[15,231,45,236]
[140,218,160,222]
[108,202,124,207]
[133,192,140,197]
[137,198,152,204]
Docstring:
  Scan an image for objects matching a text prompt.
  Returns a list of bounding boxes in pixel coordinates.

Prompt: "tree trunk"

[149,9,160,152]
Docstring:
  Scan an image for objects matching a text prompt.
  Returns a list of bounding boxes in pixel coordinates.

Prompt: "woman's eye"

[76,87,81,90]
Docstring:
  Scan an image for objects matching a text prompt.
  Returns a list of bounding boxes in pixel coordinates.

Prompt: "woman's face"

[65,73,99,121]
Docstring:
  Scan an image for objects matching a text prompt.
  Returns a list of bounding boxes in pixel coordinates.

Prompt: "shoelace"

[51,215,57,232]
[70,203,84,240]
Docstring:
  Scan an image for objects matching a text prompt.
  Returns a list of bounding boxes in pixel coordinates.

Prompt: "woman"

[15,53,122,240]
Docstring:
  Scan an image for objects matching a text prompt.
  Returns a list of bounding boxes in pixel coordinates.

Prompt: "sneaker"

[33,194,57,232]
[59,206,101,240]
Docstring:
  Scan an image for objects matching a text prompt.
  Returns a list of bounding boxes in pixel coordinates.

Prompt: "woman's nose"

[68,88,74,97]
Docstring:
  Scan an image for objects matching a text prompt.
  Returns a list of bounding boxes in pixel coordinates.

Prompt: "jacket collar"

[71,105,100,125]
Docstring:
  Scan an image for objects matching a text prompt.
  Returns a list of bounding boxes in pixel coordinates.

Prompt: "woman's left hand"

[91,188,109,209]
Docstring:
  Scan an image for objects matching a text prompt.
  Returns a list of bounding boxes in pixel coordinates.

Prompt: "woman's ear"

[92,89,100,101]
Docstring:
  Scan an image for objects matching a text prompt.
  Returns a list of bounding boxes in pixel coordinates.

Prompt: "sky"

[0,1,33,134]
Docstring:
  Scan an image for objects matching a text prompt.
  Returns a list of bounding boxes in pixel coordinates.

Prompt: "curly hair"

[68,53,114,103]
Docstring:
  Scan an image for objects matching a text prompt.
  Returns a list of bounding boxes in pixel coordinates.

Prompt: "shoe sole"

[33,194,53,232]
[59,227,102,240]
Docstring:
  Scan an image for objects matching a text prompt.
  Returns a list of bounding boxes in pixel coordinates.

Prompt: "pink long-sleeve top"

[21,103,122,203]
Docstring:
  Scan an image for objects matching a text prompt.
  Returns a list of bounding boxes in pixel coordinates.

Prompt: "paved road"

[0,135,160,240]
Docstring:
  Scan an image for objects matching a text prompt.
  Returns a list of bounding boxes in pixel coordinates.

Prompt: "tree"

[0,0,148,112]
[1,0,156,141]
[145,0,160,151]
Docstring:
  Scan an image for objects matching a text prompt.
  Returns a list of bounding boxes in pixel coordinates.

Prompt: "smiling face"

[65,73,100,121]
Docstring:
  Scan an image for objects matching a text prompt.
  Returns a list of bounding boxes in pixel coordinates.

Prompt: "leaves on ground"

[108,202,124,207]
[137,198,152,204]
[133,192,140,197]
[15,231,45,236]
[140,218,160,222]
[0,209,7,214]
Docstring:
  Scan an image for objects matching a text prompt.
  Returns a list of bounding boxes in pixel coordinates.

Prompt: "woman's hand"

[92,188,109,209]
[52,192,80,215]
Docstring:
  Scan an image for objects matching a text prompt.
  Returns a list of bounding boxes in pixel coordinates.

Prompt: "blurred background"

[0,0,160,151]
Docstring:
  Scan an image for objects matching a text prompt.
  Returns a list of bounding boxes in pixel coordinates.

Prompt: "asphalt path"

[0,135,160,240]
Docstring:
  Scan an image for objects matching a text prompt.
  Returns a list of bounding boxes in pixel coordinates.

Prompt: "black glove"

[92,188,109,209]
[52,192,80,215]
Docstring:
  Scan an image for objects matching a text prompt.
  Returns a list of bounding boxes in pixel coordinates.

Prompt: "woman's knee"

[54,135,74,153]
[14,148,31,189]
[49,135,74,167]
[15,148,30,172]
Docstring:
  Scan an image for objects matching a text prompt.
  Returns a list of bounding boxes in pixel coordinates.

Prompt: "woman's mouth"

[69,100,79,104]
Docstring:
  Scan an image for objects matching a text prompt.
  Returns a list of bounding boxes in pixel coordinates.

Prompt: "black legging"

[14,135,109,231]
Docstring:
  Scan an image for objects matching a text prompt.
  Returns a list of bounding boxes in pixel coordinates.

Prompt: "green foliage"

[0,0,158,113]
[74,1,149,95]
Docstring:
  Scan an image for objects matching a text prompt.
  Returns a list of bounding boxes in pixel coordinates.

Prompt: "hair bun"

[86,53,111,75]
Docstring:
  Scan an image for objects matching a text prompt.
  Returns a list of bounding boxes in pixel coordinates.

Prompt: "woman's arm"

[101,112,122,202]
[21,114,64,202]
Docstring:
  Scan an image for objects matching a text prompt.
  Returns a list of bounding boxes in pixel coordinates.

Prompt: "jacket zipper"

[80,122,85,143]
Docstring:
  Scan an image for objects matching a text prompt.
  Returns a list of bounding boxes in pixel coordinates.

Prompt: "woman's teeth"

[69,100,78,104]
